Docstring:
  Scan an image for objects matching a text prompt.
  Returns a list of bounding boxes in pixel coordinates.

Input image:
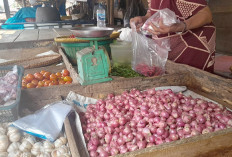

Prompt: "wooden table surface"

[0,28,73,44]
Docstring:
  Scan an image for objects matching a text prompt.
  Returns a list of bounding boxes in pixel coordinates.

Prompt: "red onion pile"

[134,64,163,77]
[80,88,232,157]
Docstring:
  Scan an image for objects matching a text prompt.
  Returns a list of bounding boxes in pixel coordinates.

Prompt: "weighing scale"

[76,36,112,85]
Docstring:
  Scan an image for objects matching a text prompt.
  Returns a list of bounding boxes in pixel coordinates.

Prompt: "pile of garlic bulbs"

[0,123,71,157]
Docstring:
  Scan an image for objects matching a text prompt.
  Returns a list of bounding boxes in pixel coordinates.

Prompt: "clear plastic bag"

[0,65,18,105]
[131,8,179,76]
[132,32,170,76]
[141,8,179,35]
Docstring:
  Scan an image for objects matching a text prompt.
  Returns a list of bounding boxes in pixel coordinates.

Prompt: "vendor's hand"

[148,19,186,35]
[130,16,144,32]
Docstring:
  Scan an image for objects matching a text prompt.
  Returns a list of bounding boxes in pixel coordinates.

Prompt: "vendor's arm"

[148,6,213,35]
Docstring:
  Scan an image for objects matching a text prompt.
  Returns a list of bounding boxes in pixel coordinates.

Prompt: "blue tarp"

[1,7,37,29]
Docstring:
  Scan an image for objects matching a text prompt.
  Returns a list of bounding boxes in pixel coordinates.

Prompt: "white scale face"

[77,47,95,57]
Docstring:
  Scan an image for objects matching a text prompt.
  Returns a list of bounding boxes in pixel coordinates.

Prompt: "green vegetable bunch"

[111,65,143,78]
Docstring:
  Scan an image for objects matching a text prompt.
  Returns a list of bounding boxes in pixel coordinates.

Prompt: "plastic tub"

[110,41,133,66]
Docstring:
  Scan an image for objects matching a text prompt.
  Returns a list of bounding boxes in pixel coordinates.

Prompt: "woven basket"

[54,31,120,43]
[0,55,62,69]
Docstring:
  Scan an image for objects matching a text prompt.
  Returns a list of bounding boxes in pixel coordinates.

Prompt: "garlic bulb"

[0,127,6,135]
[22,132,29,137]
[59,154,70,157]
[37,152,51,157]
[0,152,8,157]
[7,142,20,153]
[51,146,69,157]
[22,136,36,145]
[57,146,69,155]
[54,137,67,148]
[0,134,9,152]
[43,141,54,153]
[9,132,21,142]
[51,150,58,157]
[31,148,41,156]
[8,151,21,157]
[31,142,42,156]
[7,126,19,135]
[0,123,8,129]
[20,152,32,157]
[7,126,21,142]
[19,140,32,152]
[33,142,43,149]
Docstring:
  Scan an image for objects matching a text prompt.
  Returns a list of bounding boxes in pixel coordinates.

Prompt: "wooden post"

[208,0,232,55]
[109,0,114,25]
[126,0,130,9]
[3,0,10,19]
[22,0,26,7]
[106,0,110,25]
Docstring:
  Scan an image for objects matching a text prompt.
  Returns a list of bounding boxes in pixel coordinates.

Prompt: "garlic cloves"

[0,152,8,157]
[43,141,55,153]
[7,126,21,142]
[0,134,9,152]
[54,137,67,148]
[7,142,20,153]
[20,152,32,157]
[0,127,6,135]
[19,140,32,152]
[22,136,36,145]
[37,152,51,157]
[31,142,42,156]
[8,150,21,157]
[51,145,69,157]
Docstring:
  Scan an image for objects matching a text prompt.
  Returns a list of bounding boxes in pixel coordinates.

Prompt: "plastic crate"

[0,65,24,123]
[61,39,113,65]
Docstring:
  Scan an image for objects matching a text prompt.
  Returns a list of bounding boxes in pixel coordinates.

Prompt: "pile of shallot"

[80,88,232,157]
[0,66,18,106]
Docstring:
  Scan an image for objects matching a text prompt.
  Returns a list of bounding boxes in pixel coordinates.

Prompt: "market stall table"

[0,28,74,50]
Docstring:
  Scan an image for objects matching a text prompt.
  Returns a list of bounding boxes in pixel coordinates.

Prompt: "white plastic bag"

[66,91,97,109]
[12,102,73,142]
[118,27,133,42]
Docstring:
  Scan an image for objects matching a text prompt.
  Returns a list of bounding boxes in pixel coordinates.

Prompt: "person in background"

[130,0,215,73]
[1,0,38,29]
[55,0,67,16]
[124,0,146,27]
